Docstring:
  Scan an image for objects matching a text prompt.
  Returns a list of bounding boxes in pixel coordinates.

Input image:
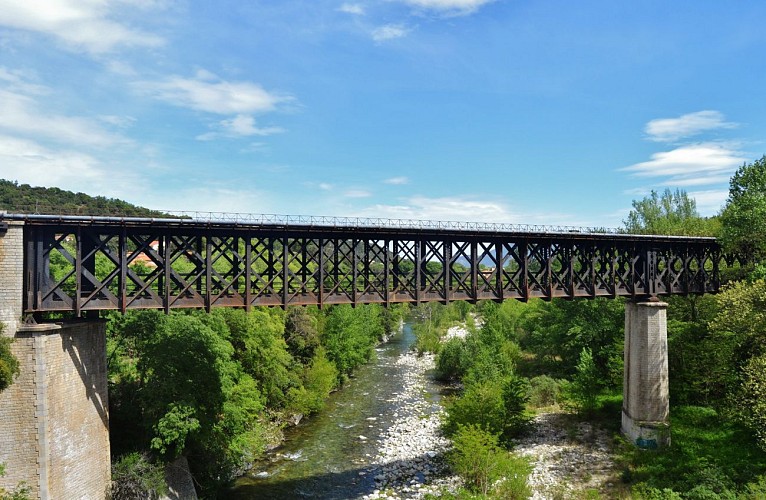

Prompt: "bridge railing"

[165,211,621,235]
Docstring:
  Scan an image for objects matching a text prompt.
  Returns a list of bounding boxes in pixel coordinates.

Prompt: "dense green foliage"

[110,452,168,500]
[623,188,719,236]
[0,463,30,500]
[621,406,766,499]
[720,156,766,260]
[447,425,531,498]
[0,325,19,393]
[107,304,400,496]
[0,179,168,216]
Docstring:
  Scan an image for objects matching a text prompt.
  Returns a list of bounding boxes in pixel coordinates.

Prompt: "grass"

[618,405,766,498]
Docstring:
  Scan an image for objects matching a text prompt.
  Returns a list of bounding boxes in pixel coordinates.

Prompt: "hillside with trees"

[0,179,168,217]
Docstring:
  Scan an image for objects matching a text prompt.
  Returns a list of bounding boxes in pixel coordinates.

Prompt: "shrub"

[436,338,466,380]
[444,376,529,440]
[448,425,531,497]
[567,347,601,413]
[110,452,167,500]
[0,323,19,393]
[737,353,766,451]
[528,375,562,408]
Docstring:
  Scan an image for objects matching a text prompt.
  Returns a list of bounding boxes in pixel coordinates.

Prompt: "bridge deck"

[6,214,732,314]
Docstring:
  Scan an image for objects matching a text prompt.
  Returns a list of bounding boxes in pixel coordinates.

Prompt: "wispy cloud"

[344,189,373,198]
[400,0,495,16]
[357,195,516,223]
[0,134,143,199]
[371,24,410,42]
[137,70,294,140]
[621,143,746,185]
[196,114,285,140]
[338,3,365,15]
[0,0,164,54]
[0,88,129,148]
[136,70,292,115]
[645,110,737,143]
[384,176,410,185]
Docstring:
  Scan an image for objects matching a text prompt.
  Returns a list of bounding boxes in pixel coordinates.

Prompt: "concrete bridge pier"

[0,221,111,499]
[622,299,671,448]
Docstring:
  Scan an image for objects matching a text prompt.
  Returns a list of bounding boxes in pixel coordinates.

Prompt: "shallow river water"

[230,324,445,499]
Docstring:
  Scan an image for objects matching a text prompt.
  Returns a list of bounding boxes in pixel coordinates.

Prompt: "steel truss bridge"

[6,214,735,315]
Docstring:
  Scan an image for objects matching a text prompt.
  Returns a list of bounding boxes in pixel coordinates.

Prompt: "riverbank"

[361,351,460,499]
[515,412,622,499]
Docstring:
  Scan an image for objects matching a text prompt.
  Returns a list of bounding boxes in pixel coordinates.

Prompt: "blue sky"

[0,0,764,228]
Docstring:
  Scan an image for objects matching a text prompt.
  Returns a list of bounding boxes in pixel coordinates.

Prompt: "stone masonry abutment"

[0,222,111,499]
[622,299,671,448]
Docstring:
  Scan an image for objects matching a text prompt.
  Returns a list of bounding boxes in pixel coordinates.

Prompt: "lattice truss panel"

[23,224,732,313]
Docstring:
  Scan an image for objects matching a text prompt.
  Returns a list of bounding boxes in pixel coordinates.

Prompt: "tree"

[0,331,19,393]
[720,156,766,261]
[624,188,718,236]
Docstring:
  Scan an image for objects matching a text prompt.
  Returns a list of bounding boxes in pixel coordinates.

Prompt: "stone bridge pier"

[622,299,671,448]
[0,222,111,499]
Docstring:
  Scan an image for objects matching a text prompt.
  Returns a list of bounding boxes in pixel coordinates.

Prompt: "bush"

[528,375,562,408]
[737,353,766,451]
[0,323,19,393]
[448,425,531,497]
[436,338,466,380]
[110,452,167,500]
[444,376,529,441]
[566,347,601,413]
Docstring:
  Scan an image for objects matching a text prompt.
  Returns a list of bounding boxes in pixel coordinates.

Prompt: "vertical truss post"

[444,239,451,305]
[351,238,360,307]
[75,227,83,317]
[520,241,529,302]
[495,242,503,302]
[590,246,598,299]
[545,242,553,300]
[384,239,390,307]
[205,235,212,313]
[25,227,42,312]
[119,229,127,314]
[470,240,478,302]
[318,237,325,308]
[245,236,252,312]
[392,239,400,293]
[644,246,657,298]
[163,234,171,314]
[568,244,576,299]
[282,236,289,309]
[415,239,422,305]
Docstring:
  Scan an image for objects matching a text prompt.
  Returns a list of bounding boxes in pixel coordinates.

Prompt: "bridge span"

[0,214,739,499]
[5,213,727,316]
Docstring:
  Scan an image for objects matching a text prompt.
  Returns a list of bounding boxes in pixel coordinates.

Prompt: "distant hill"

[0,179,168,217]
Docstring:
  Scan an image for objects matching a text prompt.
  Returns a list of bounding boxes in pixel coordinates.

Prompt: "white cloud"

[196,114,285,140]
[371,24,410,42]
[357,195,516,223]
[0,88,129,148]
[0,134,143,200]
[0,66,48,95]
[621,143,746,186]
[344,189,373,198]
[645,110,736,143]
[686,189,729,215]
[0,0,164,54]
[400,0,494,16]
[384,176,410,185]
[136,72,292,115]
[319,183,333,190]
[338,3,364,15]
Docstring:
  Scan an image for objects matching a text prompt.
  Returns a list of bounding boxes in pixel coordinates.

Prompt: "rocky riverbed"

[515,412,621,499]
[361,351,461,500]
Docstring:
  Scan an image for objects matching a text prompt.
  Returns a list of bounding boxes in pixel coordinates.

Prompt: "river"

[230,324,448,499]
